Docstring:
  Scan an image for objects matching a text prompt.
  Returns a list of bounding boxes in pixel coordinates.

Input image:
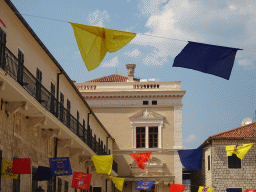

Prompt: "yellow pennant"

[198,186,213,192]
[226,143,253,160]
[91,155,113,175]
[109,176,125,191]
[1,160,18,179]
[70,22,136,71]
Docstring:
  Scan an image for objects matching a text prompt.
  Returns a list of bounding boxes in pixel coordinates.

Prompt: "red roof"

[199,121,256,148]
[86,74,140,83]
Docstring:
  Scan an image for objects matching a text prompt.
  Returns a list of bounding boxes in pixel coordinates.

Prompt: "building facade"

[191,122,256,192]
[75,64,186,192]
[0,0,118,191]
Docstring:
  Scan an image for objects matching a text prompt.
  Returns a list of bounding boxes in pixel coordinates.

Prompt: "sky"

[6,0,256,149]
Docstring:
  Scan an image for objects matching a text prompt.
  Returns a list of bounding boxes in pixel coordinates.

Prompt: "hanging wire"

[2,8,256,53]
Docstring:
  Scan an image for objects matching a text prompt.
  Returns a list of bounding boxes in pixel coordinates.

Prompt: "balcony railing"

[0,45,113,158]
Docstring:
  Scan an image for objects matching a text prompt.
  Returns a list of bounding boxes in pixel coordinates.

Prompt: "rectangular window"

[228,154,241,169]
[58,178,62,192]
[152,100,157,105]
[32,167,38,192]
[149,127,158,148]
[66,99,71,127]
[0,27,7,69]
[36,68,42,101]
[136,127,145,148]
[13,174,20,192]
[208,155,210,170]
[50,82,56,114]
[64,180,69,192]
[143,101,148,105]
[17,49,24,85]
[60,92,64,122]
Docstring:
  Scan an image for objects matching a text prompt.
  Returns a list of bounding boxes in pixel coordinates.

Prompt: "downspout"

[56,72,62,117]
[54,137,58,192]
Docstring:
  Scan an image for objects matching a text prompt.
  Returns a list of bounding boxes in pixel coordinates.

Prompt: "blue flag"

[49,157,72,176]
[33,166,52,181]
[226,189,241,192]
[135,180,155,191]
[173,41,242,80]
[178,148,203,171]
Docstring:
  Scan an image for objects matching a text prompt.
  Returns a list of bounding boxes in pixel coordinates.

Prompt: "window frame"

[136,127,146,148]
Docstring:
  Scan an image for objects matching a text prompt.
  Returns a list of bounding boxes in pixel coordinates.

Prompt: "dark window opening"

[50,82,56,114]
[149,127,158,148]
[0,27,7,70]
[152,100,157,105]
[36,68,42,101]
[13,174,20,192]
[228,154,241,169]
[143,101,148,105]
[58,178,62,192]
[60,92,64,121]
[47,177,54,192]
[32,167,38,192]
[64,180,69,192]
[66,99,71,127]
[208,155,210,171]
[17,49,24,85]
[136,127,145,148]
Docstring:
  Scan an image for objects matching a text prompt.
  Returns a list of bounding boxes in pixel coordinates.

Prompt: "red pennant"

[169,184,186,192]
[130,152,151,169]
[12,158,31,174]
[245,190,256,192]
[0,19,6,28]
[71,171,92,190]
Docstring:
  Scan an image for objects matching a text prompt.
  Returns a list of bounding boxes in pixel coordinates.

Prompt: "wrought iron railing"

[0,45,116,161]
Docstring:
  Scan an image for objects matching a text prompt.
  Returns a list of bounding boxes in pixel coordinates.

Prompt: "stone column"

[174,105,183,184]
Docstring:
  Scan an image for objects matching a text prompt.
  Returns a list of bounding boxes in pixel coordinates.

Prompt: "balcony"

[0,45,113,159]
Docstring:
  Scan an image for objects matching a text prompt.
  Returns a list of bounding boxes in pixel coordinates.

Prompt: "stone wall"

[0,108,111,192]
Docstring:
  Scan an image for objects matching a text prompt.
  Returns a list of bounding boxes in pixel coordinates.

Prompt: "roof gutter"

[4,0,115,142]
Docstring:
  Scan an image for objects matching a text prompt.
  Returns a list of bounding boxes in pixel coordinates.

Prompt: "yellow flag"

[109,176,125,191]
[70,22,136,71]
[198,186,213,192]
[226,143,253,160]
[91,155,113,175]
[1,160,18,179]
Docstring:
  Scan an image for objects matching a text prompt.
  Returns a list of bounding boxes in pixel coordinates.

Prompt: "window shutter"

[58,178,62,192]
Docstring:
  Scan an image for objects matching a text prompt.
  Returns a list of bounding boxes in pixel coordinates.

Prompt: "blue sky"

[7,0,256,149]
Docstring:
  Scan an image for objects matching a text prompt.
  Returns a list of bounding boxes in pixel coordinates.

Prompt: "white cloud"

[125,49,141,58]
[183,134,196,143]
[237,58,252,66]
[102,56,119,67]
[88,10,109,27]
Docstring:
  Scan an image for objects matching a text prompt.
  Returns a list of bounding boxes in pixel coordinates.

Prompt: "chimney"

[126,64,136,82]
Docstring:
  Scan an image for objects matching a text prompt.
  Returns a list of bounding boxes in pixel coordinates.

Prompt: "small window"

[58,178,62,192]
[208,155,210,170]
[143,101,148,105]
[64,180,69,192]
[228,154,241,169]
[149,127,158,148]
[136,127,145,148]
[226,188,242,192]
[152,100,157,105]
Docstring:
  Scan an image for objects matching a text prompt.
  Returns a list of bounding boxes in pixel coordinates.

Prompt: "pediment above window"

[129,109,164,121]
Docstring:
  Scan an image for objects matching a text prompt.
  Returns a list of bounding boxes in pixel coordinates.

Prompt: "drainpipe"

[56,72,62,117]
[54,137,58,192]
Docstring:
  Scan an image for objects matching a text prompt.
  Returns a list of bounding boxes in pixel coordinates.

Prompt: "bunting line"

[1,9,256,53]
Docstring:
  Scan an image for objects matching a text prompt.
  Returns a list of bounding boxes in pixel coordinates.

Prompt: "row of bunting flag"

[0,17,246,80]
[1,143,255,191]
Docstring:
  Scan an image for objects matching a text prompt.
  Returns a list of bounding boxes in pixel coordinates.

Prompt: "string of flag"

[1,9,256,79]
[1,143,255,191]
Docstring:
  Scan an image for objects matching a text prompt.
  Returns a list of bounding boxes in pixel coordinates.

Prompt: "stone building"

[191,121,256,192]
[0,0,118,191]
[75,64,186,192]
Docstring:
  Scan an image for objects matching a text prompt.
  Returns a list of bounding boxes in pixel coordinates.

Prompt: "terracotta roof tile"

[86,74,140,82]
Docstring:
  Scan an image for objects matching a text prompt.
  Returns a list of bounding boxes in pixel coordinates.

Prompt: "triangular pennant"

[198,186,213,192]
[70,22,136,71]
[169,184,186,192]
[91,155,113,175]
[178,148,203,171]
[129,152,151,169]
[135,180,155,191]
[12,158,31,174]
[109,176,125,191]
[1,160,18,179]
[49,157,72,176]
[71,171,92,190]
[32,166,52,181]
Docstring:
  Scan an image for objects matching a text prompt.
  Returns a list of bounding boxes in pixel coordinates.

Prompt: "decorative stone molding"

[0,81,5,91]
[69,148,84,156]
[42,129,61,139]
[5,101,28,114]
[57,139,73,148]
[173,106,182,148]
[27,117,47,129]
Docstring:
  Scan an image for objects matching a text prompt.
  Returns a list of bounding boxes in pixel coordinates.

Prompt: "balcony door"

[0,27,6,69]
[36,68,42,101]
[17,49,24,85]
